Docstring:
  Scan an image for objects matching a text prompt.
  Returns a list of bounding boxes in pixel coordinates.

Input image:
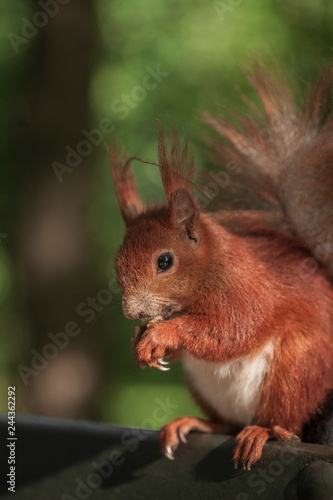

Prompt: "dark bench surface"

[0,414,333,499]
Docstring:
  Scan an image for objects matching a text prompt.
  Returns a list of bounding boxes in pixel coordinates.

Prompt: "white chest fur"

[182,341,274,427]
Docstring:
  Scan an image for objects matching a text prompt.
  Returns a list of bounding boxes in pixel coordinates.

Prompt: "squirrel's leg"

[160,417,227,460]
[233,425,300,470]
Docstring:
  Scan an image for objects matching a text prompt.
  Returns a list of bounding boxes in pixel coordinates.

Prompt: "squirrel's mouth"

[123,294,182,322]
[140,305,182,325]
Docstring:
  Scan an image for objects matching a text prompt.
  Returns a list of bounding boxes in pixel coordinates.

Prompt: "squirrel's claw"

[156,364,170,372]
[233,425,299,470]
[157,358,169,365]
[157,358,170,370]
[165,444,175,460]
[178,430,188,444]
[156,365,170,372]
[152,358,170,371]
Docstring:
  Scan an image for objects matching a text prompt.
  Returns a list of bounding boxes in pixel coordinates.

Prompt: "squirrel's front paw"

[132,322,171,371]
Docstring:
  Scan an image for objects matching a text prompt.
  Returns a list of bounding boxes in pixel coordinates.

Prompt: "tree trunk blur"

[17,0,101,418]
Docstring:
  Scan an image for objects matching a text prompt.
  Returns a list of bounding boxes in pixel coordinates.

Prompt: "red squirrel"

[108,63,333,469]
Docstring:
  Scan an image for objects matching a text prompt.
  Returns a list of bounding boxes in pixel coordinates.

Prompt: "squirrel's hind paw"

[160,417,226,460]
[233,425,300,470]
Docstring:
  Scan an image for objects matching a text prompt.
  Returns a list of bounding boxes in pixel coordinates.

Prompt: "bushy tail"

[205,62,333,277]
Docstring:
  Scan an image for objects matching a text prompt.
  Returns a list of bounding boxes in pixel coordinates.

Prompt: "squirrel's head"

[109,127,206,322]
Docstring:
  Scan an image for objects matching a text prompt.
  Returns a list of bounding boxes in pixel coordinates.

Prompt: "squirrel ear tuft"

[158,125,195,201]
[170,189,200,244]
[107,144,145,226]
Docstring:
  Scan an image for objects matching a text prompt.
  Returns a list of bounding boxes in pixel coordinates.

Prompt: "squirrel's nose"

[122,297,133,319]
[122,296,144,320]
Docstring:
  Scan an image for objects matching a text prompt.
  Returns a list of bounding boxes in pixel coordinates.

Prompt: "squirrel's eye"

[157,252,174,273]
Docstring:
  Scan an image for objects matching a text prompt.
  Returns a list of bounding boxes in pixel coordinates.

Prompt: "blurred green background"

[0,0,332,430]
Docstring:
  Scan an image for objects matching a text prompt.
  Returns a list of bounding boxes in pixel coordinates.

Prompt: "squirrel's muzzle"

[122,292,179,321]
[122,294,155,321]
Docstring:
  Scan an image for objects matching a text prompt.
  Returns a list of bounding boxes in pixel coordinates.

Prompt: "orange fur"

[108,63,333,469]
[107,144,145,226]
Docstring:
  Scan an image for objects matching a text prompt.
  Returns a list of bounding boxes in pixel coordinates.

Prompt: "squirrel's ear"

[107,144,144,226]
[170,189,200,244]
